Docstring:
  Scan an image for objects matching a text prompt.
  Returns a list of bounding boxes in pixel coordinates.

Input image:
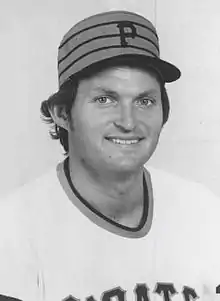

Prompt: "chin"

[111,159,144,173]
[103,145,157,172]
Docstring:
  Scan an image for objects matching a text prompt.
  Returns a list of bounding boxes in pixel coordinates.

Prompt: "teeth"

[110,138,139,145]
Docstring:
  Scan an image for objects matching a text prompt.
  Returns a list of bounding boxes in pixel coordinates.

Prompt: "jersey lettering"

[134,283,150,301]
[0,295,22,301]
[182,286,198,301]
[86,297,97,301]
[154,283,177,301]
[62,282,200,301]
[62,295,79,301]
[102,287,125,301]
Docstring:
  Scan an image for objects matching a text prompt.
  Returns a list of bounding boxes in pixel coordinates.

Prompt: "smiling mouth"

[105,137,143,145]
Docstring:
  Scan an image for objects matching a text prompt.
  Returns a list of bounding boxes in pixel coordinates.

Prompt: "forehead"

[77,65,161,94]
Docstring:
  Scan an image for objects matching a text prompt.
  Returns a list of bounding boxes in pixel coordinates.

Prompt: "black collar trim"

[63,157,149,232]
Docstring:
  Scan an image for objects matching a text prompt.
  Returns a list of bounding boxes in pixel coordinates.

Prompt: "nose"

[114,103,136,132]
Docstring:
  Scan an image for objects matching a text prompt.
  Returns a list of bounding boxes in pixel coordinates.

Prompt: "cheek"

[71,105,91,134]
[142,108,163,134]
[70,113,103,151]
[68,104,105,155]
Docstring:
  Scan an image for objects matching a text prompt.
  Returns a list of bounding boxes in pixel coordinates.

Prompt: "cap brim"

[102,54,181,83]
[79,54,181,84]
[141,56,181,83]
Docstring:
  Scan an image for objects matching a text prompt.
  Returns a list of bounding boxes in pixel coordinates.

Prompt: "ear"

[49,105,70,131]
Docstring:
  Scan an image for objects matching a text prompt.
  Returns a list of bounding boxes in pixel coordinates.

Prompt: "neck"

[66,156,144,224]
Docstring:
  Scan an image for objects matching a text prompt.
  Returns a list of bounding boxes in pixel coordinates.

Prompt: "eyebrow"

[93,88,119,98]
[93,88,160,98]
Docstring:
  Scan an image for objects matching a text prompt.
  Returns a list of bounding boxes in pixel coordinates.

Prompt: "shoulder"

[145,164,220,252]
[0,169,61,301]
[0,164,61,211]
[0,164,64,239]
[146,164,220,208]
[146,164,202,191]
[145,164,220,241]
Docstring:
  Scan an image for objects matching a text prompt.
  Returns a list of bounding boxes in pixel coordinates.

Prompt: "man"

[0,10,219,301]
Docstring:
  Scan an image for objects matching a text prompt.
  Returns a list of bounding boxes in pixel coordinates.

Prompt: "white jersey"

[0,160,219,301]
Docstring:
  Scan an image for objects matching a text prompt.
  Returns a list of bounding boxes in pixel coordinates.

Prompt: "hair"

[40,55,170,154]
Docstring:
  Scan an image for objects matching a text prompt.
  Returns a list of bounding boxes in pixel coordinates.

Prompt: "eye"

[95,96,113,104]
[136,97,156,107]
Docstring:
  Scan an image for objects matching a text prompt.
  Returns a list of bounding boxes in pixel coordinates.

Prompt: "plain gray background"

[1,0,220,197]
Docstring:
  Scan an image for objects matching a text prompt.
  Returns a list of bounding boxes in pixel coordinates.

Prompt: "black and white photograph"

[0,1,220,300]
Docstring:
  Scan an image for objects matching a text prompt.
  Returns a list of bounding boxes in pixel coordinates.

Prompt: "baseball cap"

[58,10,181,88]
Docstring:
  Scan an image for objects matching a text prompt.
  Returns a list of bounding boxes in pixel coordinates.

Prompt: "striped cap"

[58,10,181,87]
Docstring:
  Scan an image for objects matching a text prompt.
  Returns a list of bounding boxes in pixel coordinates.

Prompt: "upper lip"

[105,136,144,140]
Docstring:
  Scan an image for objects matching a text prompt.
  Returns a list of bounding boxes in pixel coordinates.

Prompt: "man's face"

[68,66,163,175]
